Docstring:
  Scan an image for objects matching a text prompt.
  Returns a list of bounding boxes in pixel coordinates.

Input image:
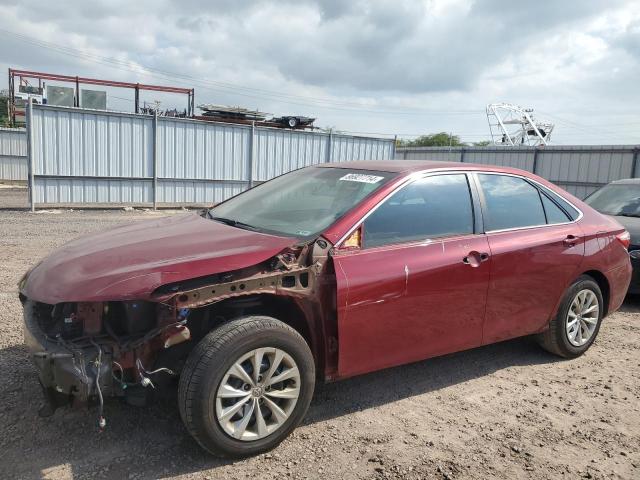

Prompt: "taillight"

[616,230,631,249]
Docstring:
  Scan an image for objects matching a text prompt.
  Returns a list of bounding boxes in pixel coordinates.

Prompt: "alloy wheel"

[566,289,599,347]
[215,347,300,441]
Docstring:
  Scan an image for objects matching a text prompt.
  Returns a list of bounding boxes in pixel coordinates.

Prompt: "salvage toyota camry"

[20,161,631,456]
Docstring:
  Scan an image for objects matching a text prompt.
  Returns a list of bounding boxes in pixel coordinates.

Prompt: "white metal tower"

[486,103,554,146]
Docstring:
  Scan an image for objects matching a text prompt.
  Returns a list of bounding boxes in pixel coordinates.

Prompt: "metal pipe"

[33,174,249,184]
[27,98,35,212]
[532,148,539,175]
[249,121,255,189]
[396,147,639,155]
[75,76,80,107]
[392,135,397,160]
[152,111,158,210]
[8,69,15,126]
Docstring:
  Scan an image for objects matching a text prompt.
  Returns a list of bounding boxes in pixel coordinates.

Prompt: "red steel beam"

[9,68,193,94]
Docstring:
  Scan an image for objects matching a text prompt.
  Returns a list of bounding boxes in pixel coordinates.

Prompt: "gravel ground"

[0,188,639,480]
[0,184,28,209]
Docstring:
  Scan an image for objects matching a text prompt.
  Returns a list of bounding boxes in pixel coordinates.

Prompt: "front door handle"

[563,234,580,247]
[463,251,490,267]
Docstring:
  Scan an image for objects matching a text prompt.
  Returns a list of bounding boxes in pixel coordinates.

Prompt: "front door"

[333,173,491,378]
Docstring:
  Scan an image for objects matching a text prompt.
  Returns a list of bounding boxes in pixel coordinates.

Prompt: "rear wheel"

[536,275,604,358]
[178,316,315,457]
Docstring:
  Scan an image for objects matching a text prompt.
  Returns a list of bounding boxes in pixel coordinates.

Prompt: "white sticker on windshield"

[339,173,384,184]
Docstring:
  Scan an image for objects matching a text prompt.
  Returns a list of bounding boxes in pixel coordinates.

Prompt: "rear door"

[333,173,491,378]
[474,173,585,344]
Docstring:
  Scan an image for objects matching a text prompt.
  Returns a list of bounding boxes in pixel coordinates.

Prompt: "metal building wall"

[156,118,250,203]
[396,145,639,199]
[534,146,635,199]
[28,105,396,207]
[402,148,461,162]
[253,127,327,181]
[252,129,394,181]
[30,107,153,204]
[331,134,394,163]
[0,127,27,181]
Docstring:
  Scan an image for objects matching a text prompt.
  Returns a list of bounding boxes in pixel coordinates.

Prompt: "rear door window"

[364,174,474,248]
[478,174,546,231]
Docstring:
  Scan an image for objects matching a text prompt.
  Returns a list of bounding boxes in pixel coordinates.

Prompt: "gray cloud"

[0,0,639,144]
[615,19,640,56]
[257,0,631,93]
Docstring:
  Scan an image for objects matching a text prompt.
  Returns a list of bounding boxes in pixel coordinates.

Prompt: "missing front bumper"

[23,299,112,412]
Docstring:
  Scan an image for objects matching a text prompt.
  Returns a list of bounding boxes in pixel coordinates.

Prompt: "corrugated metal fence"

[6,104,640,207]
[0,127,27,182]
[396,146,640,199]
[26,104,395,208]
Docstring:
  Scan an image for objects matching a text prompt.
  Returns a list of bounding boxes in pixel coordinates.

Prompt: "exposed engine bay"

[20,236,334,429]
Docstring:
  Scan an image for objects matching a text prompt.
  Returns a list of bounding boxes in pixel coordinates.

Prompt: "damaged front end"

[21,297,189,427]
[20,236,334,428]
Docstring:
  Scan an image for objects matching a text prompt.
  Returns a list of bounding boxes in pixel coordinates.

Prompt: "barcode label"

[339,173,384,184]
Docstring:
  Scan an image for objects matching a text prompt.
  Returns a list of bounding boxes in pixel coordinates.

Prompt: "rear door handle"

[463,251,490,267]
[563,234,580,247]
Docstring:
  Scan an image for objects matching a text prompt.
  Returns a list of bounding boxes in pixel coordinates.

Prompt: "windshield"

[585,184,640,217]
[209,167,396,237]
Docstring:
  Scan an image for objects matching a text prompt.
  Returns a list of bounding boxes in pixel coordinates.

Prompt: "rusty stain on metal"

[170,240,331,309]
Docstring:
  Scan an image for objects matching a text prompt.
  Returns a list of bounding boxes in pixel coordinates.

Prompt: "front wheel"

[178,316,315,457]
[536,275,604,358]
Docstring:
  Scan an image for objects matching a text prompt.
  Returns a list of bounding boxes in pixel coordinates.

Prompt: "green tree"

[398,132,466,147]
[0,95,9,127]
[396,133,493,147]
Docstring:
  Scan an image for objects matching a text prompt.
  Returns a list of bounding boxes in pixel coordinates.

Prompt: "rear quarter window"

[539,186,580,220]
[540,193,571,224]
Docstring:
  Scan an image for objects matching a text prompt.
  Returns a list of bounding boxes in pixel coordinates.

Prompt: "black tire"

[536,275,604,358]
[287,117,298,128]
[178,316,315,457]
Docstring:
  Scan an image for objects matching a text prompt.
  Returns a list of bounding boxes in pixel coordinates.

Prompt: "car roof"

[317,160,524,175]
[609,178,640,185]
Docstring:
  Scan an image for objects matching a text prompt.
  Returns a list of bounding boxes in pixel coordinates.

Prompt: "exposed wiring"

[136,358,174,376]
[89,338,106,430]
[111,361,137,388]
[121,319,187,351]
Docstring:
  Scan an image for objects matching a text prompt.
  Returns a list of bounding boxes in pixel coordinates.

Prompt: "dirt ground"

[0,187,639,480]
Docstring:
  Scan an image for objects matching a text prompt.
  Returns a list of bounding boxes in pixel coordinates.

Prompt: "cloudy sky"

[1,0,639,144]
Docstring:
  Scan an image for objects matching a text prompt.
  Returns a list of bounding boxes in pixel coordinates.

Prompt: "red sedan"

[20,161,631,456]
